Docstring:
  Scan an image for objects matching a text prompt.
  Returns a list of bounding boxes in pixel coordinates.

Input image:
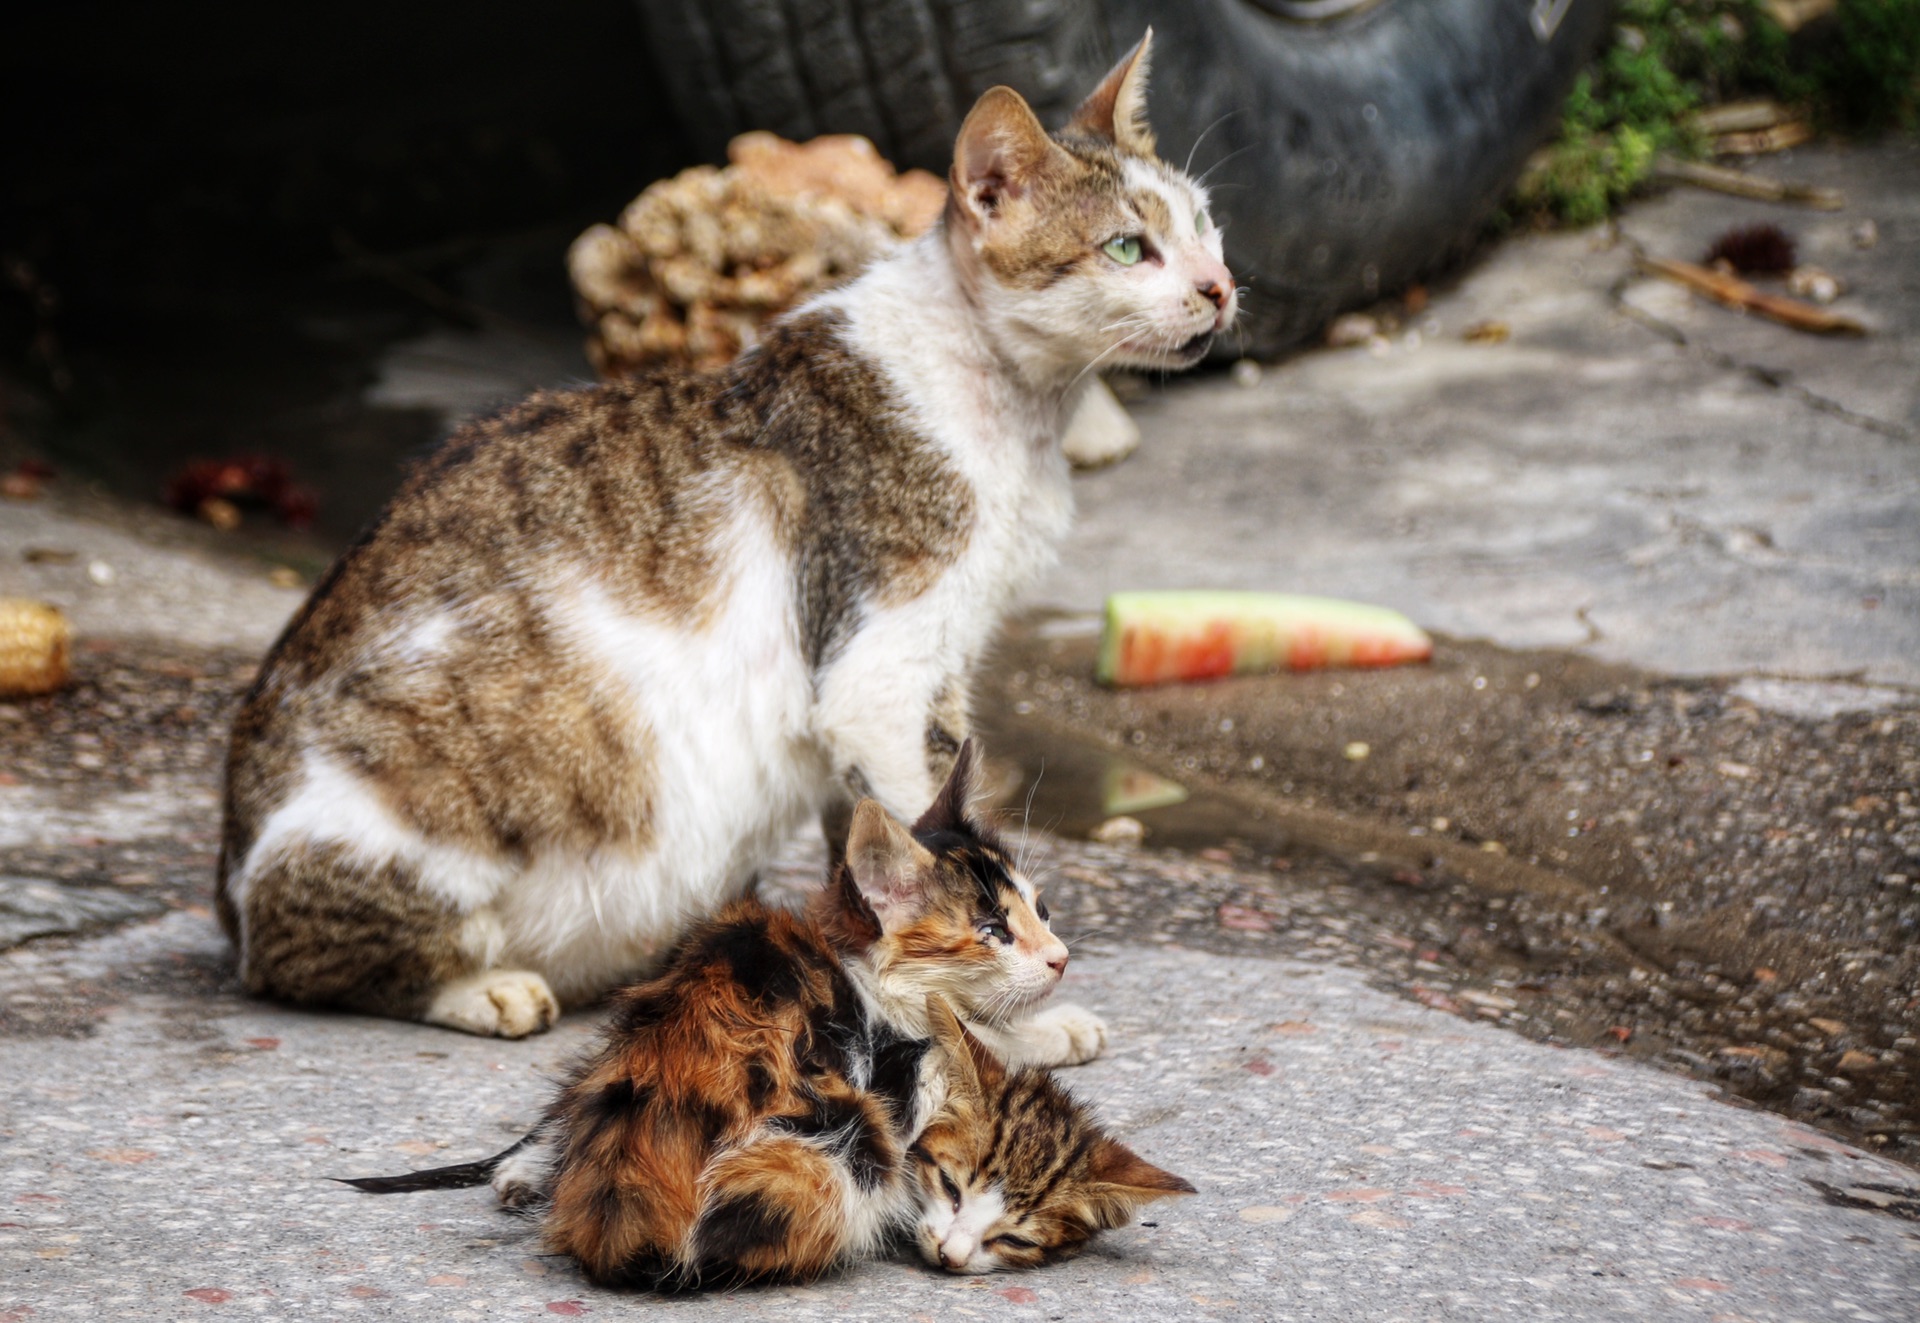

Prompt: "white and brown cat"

[216,30,1235,1048]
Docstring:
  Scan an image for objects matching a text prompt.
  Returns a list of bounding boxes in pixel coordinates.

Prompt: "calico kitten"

[349,747,1074,1286]
[911,998,1193,1274]
[217,29,1233,1042]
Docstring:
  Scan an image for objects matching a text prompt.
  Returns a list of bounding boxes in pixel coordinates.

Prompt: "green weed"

[1512,0,1920,226]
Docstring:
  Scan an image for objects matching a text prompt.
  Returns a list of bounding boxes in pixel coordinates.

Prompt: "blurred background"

[4,0,1910,549]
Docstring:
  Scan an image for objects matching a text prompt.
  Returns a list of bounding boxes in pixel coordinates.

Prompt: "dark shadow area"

[2,0,692,544]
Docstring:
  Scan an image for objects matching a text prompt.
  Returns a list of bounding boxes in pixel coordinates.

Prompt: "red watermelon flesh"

[1097,591,1433,688]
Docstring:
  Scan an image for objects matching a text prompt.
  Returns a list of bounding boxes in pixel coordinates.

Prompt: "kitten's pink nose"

[1197,277,1229,310]
[1046,951,1069,975]
[942,1248,969,1271]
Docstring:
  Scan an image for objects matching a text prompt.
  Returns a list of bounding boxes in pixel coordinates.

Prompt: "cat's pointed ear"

[846,799,936,932]
[927,995,1006,1102]
[1065,28,1156,156]
[1085,1135,1195,1226]
[913,739,979,834]
[950,88,1069,230]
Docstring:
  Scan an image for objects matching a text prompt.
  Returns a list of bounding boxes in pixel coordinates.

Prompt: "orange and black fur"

[346,746,1084,1286]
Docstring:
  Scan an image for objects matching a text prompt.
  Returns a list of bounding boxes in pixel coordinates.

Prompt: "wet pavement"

[4,138,1920,1317]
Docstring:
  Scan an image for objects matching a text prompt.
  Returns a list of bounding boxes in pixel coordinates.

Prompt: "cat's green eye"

[1102,235,1144,266]
[1196,208,1211,233]
[978,919,1011,944]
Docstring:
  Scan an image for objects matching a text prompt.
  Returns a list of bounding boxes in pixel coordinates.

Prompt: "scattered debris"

[85,560,114,586]
[569,132,945,375]
[1343,741,1371,763]
[21,548,75,565]
[0,599,72,697]
[1096,590,1432,688]
[1102,762,1189,817]
[1325,312,1382,348]
[1088,815,1147,846]
[1687,99,1795,136]
[1712,121,1813,156]
[1703,222,1796,275]
[1462,320,1510,345]
[1852,219,1879,249]
[1230,359,1263,389]
[1689,101,1817,157]
[267,567,305,590]
[1217,903,1275,932]
[1653,155,1845,209]
[1764,0,1837,34]
[1786,265,1841,303]
[163,457,318,531]
[2,460,53,502]
[1635,254,1865,335]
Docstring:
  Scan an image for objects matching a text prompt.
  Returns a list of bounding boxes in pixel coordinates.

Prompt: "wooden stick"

[1713,121,1812,157]
[1653,155,1845,210]
[1689,99,1792,135]
[1636,255,1866,336]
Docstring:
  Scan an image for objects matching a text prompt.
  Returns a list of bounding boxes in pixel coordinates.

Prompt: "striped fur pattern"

[507,749,1077,1286]
[910,1000,1194,1274]
[215,31,1230,1041]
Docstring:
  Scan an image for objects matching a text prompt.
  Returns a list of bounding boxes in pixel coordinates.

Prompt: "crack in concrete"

[1608,231,1918,445]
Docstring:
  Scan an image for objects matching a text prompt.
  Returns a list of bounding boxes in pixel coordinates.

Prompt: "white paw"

[424,970,560,1038]
[491,1142,554,1210]
[1014,1002,1109,1068]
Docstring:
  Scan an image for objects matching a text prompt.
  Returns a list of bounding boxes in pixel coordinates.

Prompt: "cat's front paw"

[424,970,561,1038]
[1008,1002,1108,1068]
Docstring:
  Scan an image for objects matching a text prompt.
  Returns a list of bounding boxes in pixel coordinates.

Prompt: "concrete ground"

[3,140,1918,1319]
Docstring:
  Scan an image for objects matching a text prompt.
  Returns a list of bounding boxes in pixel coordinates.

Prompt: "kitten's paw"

[994,1002,1108,1068]
[424,970,560,1038]
[491,1143,554,1211]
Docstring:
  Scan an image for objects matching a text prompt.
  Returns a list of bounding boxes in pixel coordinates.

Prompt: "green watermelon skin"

[1097,591,1433,688]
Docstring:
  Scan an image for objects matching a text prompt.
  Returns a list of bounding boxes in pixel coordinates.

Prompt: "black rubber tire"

[630,0,1616,355]
[630,0,1109,174]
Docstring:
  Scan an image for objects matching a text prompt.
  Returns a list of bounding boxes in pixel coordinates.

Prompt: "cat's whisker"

[1195,143,1256,187]
[1184,109,1246,176]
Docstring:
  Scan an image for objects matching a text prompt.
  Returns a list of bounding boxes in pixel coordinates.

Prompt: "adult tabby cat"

[217,29,1235,1041]
[344,757,1189,1285]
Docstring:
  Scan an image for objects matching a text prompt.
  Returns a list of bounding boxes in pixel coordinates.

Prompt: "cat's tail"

[334,1133,532,1194]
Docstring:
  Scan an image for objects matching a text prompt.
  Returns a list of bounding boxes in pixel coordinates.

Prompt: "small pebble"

[1343,741,1371,762]
[1231,358,1263,388]
[1089,815,1147,846]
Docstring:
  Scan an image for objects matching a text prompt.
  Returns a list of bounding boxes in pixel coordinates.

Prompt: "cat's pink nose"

[1197,278,1229,310]
[1046,951,1069,974]
[942,1248,969,1271]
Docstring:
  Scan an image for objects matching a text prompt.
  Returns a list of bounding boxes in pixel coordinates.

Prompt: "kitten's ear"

[1065,28,1156,156]
[950,88,1069,230]
[927,995,1007,1102]
[912,739,979,834]
[1086,1135,1195,1226]
[846,799,936,932]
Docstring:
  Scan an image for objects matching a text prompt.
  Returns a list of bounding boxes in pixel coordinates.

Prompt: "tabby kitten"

[217,29,1233,1043]
[351,748,1075,1286]
[911,998,1193,1274]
